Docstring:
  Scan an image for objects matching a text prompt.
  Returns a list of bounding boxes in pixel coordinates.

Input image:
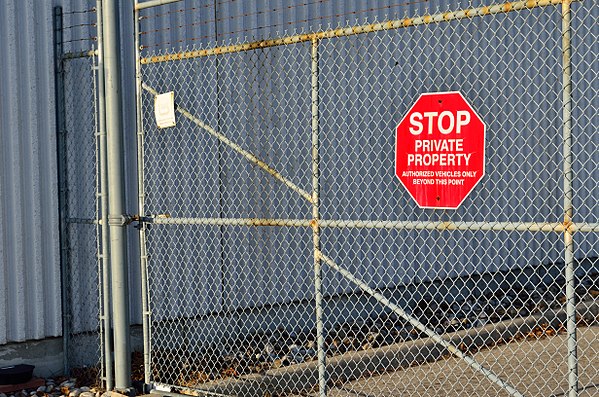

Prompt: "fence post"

[561,1,578,396]
[95,0,114,390]
[52,5,71,377]
[102,0,131,390]
[311,38,327,397]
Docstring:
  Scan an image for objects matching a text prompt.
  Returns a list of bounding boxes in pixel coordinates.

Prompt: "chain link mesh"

[138,1,597,396]
[60,7,104,382]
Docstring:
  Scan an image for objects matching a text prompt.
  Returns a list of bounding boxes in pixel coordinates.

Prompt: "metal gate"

[135,1,598,396]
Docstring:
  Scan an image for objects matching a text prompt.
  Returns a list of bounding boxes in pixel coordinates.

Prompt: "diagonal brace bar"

[318,251,527,397]
[142,84,313,204]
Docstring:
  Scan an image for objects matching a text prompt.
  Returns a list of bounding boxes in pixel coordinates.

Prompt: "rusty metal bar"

[140,0,567,64]
[153,217,312,227]
[317,220,596,232]
[152,217,599,233]
[318,251,526,397]
[142,83,314,204]
[575,224,599,233]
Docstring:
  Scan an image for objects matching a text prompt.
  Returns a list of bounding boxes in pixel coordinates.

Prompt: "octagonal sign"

[395,92,485,209]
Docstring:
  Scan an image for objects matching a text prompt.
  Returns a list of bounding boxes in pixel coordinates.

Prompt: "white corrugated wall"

[0,0,62,344]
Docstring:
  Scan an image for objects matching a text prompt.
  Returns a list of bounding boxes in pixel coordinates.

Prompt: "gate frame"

[132,1,598,396]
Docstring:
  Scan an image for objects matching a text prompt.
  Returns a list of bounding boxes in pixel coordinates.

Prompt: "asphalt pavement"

[321,326,598,397]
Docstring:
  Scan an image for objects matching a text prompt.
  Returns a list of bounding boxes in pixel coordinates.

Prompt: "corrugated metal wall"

[0,0,596,350]
[0,0,62,345]
[137,0,597,326]
[0,0,140,345]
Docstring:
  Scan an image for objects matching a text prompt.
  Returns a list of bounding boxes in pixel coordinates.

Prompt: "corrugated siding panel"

[0,0,141,344]
[0,0,595,343]
[0,0,61,344]
[138,0,597,321]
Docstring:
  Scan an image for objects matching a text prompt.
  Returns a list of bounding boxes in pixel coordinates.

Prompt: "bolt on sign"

[395,91,485,209]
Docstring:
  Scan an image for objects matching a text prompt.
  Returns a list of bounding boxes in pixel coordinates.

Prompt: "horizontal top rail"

[140,0,568,64]
[151,217,599,233]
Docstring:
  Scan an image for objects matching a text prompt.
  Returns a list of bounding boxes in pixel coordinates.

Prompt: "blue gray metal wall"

[0,0,62,345]
[0,0,140,346]
[0,0,596,349]
[137,0,597,321]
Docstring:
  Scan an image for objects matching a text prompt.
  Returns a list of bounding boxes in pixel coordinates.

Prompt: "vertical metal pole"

[311,38,327,397]
[133,2,152,386]
[96,0,114,390]
[53,6,70,377]
[562,1,578,396]
[102,0,131,390]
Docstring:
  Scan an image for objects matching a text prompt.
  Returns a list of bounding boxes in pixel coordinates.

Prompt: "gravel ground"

[0,378,102,397]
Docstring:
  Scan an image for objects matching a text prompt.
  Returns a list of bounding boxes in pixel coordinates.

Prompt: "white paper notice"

[154,91,176,128]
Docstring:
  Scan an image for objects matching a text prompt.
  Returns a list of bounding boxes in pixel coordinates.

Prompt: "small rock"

[37,387,46,394]
[0,393,7,397]
[45,387,54,394]
[69,389,81,397]
[79,392,94,397]
[78,389,89,394]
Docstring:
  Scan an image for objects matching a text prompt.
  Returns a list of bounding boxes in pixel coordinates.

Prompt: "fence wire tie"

[142,83,314,204]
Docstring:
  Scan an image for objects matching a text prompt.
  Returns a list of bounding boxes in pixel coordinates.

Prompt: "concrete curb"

[159,302,598,397]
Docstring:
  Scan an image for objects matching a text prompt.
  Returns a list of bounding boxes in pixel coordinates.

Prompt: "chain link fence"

[55,5,106,385]
[136,1,597,396]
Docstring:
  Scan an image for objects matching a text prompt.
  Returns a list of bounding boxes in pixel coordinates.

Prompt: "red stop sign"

[395,92,485,209]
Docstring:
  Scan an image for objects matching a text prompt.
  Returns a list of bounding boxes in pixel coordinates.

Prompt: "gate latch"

[124,213,170,230]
